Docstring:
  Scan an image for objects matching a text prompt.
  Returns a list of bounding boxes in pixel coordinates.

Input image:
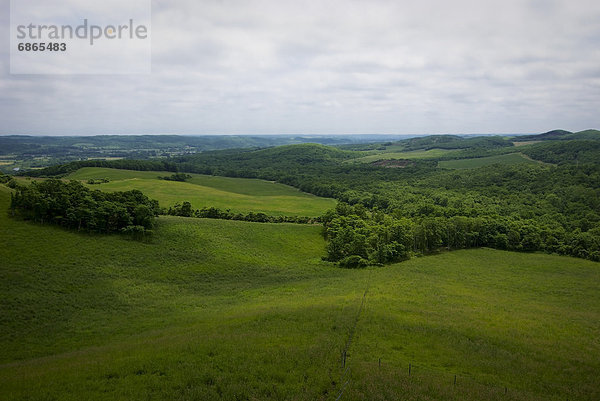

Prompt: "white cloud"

[1,0,599,135]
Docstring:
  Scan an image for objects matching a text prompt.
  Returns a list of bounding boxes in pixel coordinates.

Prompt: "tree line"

[166,202,319,224]
[22,159,180,178]
[323,203,600,267]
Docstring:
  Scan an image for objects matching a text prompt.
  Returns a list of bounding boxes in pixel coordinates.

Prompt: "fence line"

[334,283,370,400]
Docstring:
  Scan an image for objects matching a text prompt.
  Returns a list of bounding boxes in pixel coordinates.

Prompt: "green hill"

[381,135,513,152]
[520,140,600,164]
[514,129,572,141]
[180,143,357,172]
[513,129,600,142]
[65,167,336,217]
[1,185,599,400]
[571,129,600,140]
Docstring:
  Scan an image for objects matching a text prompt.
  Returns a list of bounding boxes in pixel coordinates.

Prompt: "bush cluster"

[9,179,160,236]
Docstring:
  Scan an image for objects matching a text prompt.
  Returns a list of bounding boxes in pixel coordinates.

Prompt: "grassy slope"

[0,185,352,400]
[351,148,461,163]
[438,153,541,169]
[1,186,599,400]
[66,167,336,216]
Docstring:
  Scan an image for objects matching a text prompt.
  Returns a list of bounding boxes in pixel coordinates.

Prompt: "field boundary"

[334,283,370,400]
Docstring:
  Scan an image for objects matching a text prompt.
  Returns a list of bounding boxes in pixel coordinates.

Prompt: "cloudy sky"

[1,0,599,136]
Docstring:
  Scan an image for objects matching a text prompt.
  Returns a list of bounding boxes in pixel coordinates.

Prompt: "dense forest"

[14,130,600,264]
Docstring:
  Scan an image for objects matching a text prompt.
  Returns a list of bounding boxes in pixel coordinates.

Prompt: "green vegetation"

[9,179,159,234]
[346,250,600,400]
[438,153,540,169]
[66,167,336,217]
[87,178,110,184]
[514,129,600,142]
[166,144,600,263]
[398,135,513,151]
[166,201,319,224]
[23,132,600,263]
[352,148,461,163]
[520,140,600,164]
[0,134,405,174]
[158,173,192,182]
[4,130,600,398]
[571,129,600,139]
[323,200,600,265]
[1,186,599,400]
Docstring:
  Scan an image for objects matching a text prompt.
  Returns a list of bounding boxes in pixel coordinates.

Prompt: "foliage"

[9,178,160,234]
[158,172,192,181]
[437,152,540,169]
[0,175,14,185]
[16,134,600,262]
[166,201,319,224]
[66,167,336,217]
[399,135,513,151]
[22,158,180,177]
[0,134,406,173]
[515,129,600,142]
[1,183,599,400]
[322,201,600,264]
[86,178,109,184]
[520,140,600,164]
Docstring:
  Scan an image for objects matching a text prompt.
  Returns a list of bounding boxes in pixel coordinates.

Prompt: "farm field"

[438,153,541,169]
[1,185,599,400]
[66,167,336,216]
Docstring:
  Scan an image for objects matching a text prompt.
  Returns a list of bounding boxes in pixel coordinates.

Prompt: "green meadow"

[1,185,599,400]
[438,153,541,169]
[66,167,336,216]
[352,148,460,163]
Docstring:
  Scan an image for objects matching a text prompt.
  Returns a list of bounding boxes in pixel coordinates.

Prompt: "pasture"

[1,185,599,400]
[66,167,336,216]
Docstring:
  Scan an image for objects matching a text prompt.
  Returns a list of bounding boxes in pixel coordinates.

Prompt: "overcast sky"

[1,0,599,136]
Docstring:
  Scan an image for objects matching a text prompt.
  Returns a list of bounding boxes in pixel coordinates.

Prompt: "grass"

[438,153,541,169]
[352,148,460,163]
[512,141,542,147]
[1,185,599,400]
[65,167,336,216]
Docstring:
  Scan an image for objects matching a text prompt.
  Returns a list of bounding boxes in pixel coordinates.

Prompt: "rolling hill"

[65,167,336,217]
[1,185,599,400]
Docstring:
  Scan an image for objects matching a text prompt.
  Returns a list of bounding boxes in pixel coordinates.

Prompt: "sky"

[1,0,599,136]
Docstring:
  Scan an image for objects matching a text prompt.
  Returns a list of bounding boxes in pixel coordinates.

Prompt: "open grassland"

[1,186,599,400]
[438,153,542,169]
[352,148,460,163]
[66,167,336,216]
[512,141,542,147]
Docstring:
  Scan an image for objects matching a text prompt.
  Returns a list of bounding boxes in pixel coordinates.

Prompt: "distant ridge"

[571,129,600,139]
[514,129,572,141]
[513,129,600,142]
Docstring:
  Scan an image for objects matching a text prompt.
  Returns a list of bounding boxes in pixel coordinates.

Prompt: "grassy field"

[1,185,599,400]
[438,153,541,169]
[512,141,542,147]
[65,167,336,216]
[352,148,460,163]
